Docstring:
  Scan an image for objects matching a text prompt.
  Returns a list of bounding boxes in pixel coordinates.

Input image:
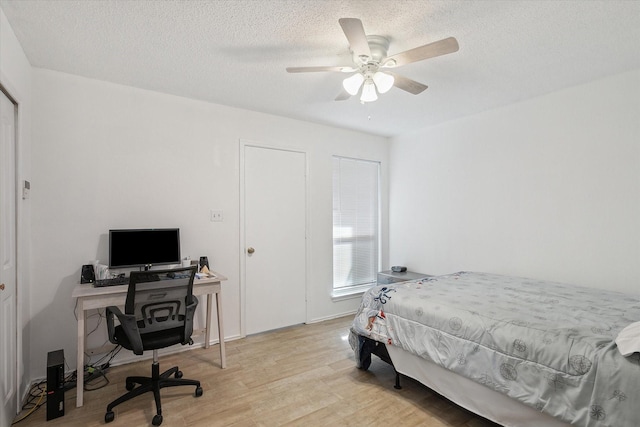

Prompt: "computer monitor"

[109,228,181,270]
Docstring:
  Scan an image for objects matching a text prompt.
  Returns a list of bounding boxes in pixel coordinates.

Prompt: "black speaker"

[46,349,65,420]
[199,256,209,270]
[80,264,95,284]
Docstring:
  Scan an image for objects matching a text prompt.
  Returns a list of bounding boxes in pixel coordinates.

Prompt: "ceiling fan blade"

[384,37,459,67]
[338,18,371,60]
[335,89,352,101]
[286,66,355,73]
[388,72,428,94]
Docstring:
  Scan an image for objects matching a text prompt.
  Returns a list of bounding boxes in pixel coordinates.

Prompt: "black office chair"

[104,266,203,426]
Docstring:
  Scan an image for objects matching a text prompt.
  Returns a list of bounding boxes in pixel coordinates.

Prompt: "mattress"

[350,271,640,427]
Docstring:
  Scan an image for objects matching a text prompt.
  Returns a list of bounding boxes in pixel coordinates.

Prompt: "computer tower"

[46,349,65,420]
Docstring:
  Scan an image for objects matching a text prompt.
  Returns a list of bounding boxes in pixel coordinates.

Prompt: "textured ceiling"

[2,0,639,137]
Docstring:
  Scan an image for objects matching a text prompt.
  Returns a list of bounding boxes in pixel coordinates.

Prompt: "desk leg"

[215,292,226,368]
[76,304,85,407]
[204,294,212,349]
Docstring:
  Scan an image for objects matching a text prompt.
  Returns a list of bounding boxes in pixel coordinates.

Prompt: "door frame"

[239,139,310,337]
[0,80,21,421]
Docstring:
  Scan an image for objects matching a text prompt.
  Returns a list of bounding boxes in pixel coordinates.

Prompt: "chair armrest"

[106,306,144,355]
[182,296,199,345]
[105,306,123,343]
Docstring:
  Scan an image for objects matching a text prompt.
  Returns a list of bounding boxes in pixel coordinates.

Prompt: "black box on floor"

[46,349,65,421]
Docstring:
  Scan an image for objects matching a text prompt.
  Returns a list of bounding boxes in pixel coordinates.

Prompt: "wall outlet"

[210,210,223,222]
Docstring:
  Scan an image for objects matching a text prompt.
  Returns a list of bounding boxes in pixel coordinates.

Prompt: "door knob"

[0,283,5,291]
[247,247,255,254]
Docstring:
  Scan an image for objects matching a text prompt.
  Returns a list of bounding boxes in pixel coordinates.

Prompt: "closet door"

[0,88,18,425]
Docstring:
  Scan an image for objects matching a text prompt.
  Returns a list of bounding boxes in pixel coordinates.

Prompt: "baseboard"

[307,311,356,324]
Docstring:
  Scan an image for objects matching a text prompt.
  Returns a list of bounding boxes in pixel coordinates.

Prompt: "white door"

[243,144,307,335]
[0,89,18,425]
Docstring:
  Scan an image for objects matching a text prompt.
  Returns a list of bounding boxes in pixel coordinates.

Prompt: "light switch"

[22,180,30,200]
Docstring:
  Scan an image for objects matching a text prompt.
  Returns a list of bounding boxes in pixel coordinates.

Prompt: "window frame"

[331,155,381,299]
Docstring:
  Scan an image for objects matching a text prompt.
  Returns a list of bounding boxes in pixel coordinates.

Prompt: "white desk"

[71,272,227,407]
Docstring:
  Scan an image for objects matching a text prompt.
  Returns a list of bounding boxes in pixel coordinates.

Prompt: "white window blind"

[332,156,380,290]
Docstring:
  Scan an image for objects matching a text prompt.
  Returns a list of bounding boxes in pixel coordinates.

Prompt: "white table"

[71,272,226,407]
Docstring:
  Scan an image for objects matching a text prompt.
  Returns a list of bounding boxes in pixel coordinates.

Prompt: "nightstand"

[377,270,432,285]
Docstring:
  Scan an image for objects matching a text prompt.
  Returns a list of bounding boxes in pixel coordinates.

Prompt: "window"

[332,156,380,296]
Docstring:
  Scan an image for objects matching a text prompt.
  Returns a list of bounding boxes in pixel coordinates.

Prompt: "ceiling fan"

[286,18,459,103]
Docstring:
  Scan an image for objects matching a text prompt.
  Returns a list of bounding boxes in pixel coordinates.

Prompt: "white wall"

[0,5,33,409]
[390,69,640,294]
[29,68,388,378]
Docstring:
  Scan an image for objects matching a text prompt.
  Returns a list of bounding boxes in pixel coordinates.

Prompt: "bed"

[349,271,640,427]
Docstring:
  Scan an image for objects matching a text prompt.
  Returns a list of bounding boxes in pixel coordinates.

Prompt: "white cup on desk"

[181,258,191,268]
[95,264,109,280]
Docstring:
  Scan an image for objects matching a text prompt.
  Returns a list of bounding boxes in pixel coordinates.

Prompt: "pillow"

[615,321,640,356]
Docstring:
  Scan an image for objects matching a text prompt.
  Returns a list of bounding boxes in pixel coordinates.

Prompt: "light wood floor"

[14,316,500,427]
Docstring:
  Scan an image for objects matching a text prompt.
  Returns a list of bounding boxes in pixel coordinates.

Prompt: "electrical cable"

[11,381,46,425]
[85,343,122,369]
[74,298,106,337]
[75,344,122,392]
[86,309,105,336]
[84,369,110,391]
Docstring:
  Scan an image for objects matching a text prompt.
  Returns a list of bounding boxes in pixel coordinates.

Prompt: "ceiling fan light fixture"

[343,73,365,95]
[372,71,394,94]
[360,79,378,103]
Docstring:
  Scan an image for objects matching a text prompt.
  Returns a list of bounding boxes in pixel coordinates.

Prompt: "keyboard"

[135,273,160,283]
[94,276,129,287]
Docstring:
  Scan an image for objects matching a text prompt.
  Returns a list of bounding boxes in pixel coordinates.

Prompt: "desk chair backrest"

[120,266,198,350]
[126,266,197,325]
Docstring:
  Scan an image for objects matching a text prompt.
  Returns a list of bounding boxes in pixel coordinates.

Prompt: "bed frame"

[361,335,571,427]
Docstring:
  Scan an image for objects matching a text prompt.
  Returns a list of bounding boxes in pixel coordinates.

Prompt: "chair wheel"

[125,381,135,391]
[152,414,163,426]
[195,386,203,397]
[175,370,183,379]
[105,411,115,423]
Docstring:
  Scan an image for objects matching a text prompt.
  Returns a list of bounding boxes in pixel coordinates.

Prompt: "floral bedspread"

[350,271,640,427]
